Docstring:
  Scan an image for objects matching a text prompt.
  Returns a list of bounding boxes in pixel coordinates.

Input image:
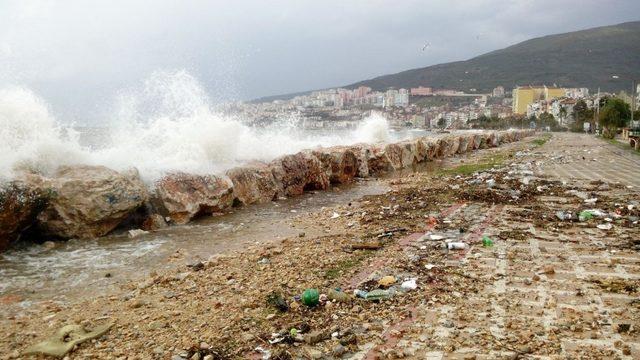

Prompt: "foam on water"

[0,70,399,183]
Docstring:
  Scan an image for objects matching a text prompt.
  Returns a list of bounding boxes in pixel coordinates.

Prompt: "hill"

[348,21,640,93]
[255,21,640,102]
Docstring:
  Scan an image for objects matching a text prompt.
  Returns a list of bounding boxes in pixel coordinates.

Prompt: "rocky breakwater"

[0,129,534,251]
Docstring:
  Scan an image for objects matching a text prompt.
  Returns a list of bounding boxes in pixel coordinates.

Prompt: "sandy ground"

[2,133,639,359]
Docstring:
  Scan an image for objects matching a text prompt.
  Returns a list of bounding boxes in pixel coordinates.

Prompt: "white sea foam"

[0,70,409,183]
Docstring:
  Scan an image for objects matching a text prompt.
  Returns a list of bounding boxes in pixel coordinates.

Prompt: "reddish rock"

[269,152,329,197]
[140,213,167,231]
[154,172,233,224]
[312,147,358,184]
[0,181,48,251]
[226,163,279,205]
[32,166,148,239]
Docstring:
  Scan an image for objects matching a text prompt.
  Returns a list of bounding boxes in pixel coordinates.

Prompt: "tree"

[538,112,560,131]
[559,106,568,125]
[437,117,446,128]
[574,99,588,118]
[598,98,631,138]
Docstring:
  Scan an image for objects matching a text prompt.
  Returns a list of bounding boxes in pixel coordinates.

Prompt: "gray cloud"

[0,0,638,123]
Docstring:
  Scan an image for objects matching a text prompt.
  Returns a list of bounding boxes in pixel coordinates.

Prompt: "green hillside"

[347,21,640,93]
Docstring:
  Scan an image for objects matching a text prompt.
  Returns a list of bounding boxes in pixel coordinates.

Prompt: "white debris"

[401,278,418,290]
[597,223,613,230]
[127,229,149,238]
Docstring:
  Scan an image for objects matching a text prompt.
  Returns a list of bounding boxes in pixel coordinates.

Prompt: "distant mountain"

[255,21,640,102]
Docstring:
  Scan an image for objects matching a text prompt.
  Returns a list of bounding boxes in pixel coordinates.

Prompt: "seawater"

[0,70,426,184]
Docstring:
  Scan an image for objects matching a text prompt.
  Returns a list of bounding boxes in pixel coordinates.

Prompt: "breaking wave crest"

[1,70,397,183]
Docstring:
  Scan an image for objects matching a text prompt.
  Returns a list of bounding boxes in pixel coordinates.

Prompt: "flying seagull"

[422,42,431,51]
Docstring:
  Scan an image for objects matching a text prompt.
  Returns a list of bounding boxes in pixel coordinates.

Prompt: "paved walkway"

[540,133,640,188]
[360,133,640,359]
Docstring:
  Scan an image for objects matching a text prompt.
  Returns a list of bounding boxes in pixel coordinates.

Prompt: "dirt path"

[2,133,638,360]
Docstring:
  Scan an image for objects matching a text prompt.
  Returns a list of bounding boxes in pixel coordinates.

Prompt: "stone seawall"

[0,129,534,251]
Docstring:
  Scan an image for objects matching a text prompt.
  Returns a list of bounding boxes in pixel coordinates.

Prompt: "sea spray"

[0,87,88,180]
[0,70,411,183]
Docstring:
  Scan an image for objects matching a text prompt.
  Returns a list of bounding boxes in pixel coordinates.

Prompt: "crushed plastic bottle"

[365,289,391,301]
[579,210,594,221]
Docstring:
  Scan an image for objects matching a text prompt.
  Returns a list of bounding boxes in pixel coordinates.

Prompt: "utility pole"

[594,87,600,133]
[632,80,636,125]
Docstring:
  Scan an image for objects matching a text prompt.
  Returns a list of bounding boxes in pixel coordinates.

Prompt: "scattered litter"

[330,212,340,219]
[365,289,391,301]
[266,291,289,312]
[430,234,445,240]
[350,241,382,250]
[354,289,368,298]
[327,289,350,303]
[556,211,573,221]
[482,235,494,247]
[301,288,320,307]
[425,264,436,270]
[401,278,418,290]
[447,242,466,250]
[579,210,594,221]
[597,223,613,230]
[378,275,396,287]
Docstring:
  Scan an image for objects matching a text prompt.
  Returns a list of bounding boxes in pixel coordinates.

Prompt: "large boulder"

[33,166,148,239]
[367,146,394,175]
[0,181,49,250]
[397,141,420,168]
[347,144,372,178]
[382,143,405,170]
[486,132,498,147]
[226,163,279,205]
[457,134,472,154]
[154,173,234,224]
[440,136,460,157]
[269,152,329,197]
[422,138,440,160]
[413,138,430,163]
[312,147,358,184]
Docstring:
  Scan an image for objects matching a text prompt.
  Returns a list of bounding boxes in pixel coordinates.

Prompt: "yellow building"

[512,86,566,114]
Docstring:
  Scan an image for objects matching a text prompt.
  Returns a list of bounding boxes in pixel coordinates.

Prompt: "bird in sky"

[422,42,431,51]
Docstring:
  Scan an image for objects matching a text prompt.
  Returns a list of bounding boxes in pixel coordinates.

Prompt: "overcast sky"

[1,0,639,123]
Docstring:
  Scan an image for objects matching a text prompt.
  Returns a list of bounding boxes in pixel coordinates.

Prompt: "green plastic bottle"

[301,289,319,307]
[482,235,494,247]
